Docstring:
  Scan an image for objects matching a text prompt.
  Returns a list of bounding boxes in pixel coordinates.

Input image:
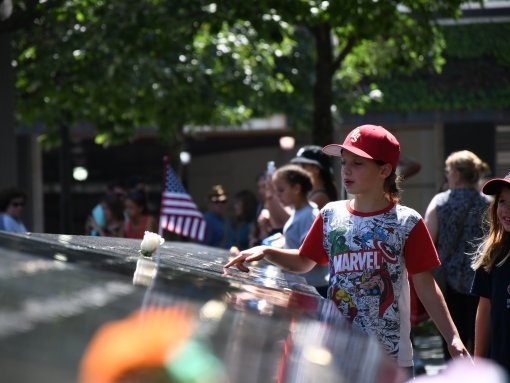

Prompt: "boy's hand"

[448,336,473,362]
[224,246,268,272]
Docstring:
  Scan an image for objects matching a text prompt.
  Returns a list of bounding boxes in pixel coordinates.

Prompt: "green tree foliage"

[9,1,294,147]
[260,1,468,144]
[6,0,469,147]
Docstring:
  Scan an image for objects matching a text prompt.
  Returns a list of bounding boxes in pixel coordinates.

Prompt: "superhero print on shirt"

[328,226,349,256]
[356,268,394,318]
[321,202,422,360]
[330,267,394,321]
[361,226,387,248]
[330,287,358,321]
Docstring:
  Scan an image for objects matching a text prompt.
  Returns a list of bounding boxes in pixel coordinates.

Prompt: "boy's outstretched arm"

[412,270,471,359]
[224,246,316,273]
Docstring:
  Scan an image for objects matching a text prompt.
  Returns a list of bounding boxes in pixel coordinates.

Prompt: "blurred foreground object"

[412,358,508,383]
[79,306,194,383]
[79,305,227,383]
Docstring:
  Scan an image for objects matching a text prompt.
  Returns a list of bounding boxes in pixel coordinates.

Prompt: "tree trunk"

[59,124,73,233]
[0,31,17,188]
[312,24,334,147]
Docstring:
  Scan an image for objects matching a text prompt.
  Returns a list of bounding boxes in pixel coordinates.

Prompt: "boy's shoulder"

[394,203,422,221]
[394,203,421,216]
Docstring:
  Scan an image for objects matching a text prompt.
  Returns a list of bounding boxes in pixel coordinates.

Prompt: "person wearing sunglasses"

[0,187,28,233]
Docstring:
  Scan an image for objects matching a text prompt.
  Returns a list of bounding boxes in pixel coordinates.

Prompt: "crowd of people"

[82,177,158,240]
[1,123,509,378]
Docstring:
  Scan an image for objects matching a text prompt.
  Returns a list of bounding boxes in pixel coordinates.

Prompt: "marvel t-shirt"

[300,200,440,366]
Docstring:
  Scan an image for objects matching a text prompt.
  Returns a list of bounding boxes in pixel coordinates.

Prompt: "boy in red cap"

[225,124,469,372]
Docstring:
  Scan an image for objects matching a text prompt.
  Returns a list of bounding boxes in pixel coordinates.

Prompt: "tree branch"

[332,36,356,72]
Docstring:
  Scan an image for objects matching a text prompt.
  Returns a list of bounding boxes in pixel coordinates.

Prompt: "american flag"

[159,161,206,241]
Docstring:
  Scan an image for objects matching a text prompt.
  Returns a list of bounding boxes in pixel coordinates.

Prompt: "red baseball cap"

[322,124,400,170]
[481,172,510,195]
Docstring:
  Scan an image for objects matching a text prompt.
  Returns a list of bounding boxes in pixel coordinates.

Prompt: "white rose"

[139,231,164,257]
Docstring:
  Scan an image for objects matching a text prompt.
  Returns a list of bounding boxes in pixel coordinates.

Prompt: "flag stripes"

[159,162,206,241]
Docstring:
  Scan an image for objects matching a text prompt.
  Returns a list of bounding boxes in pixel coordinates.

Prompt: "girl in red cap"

[225,125,469,374]
[471,173,510,374]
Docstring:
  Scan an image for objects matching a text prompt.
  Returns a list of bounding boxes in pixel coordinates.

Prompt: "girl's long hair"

[473,193,510,272]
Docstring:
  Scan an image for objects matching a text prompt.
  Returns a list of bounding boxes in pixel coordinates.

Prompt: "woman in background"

[424,150,491,358]
[124,191,157,239]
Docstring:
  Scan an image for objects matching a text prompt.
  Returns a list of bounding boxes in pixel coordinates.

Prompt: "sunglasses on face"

[10,201,25,207]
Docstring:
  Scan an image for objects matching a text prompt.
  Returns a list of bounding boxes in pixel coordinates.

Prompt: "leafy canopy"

[9,0,469,146]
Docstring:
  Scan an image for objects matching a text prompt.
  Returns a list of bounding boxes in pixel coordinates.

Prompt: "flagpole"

[155,156,171,269]
[158,156,169,238]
